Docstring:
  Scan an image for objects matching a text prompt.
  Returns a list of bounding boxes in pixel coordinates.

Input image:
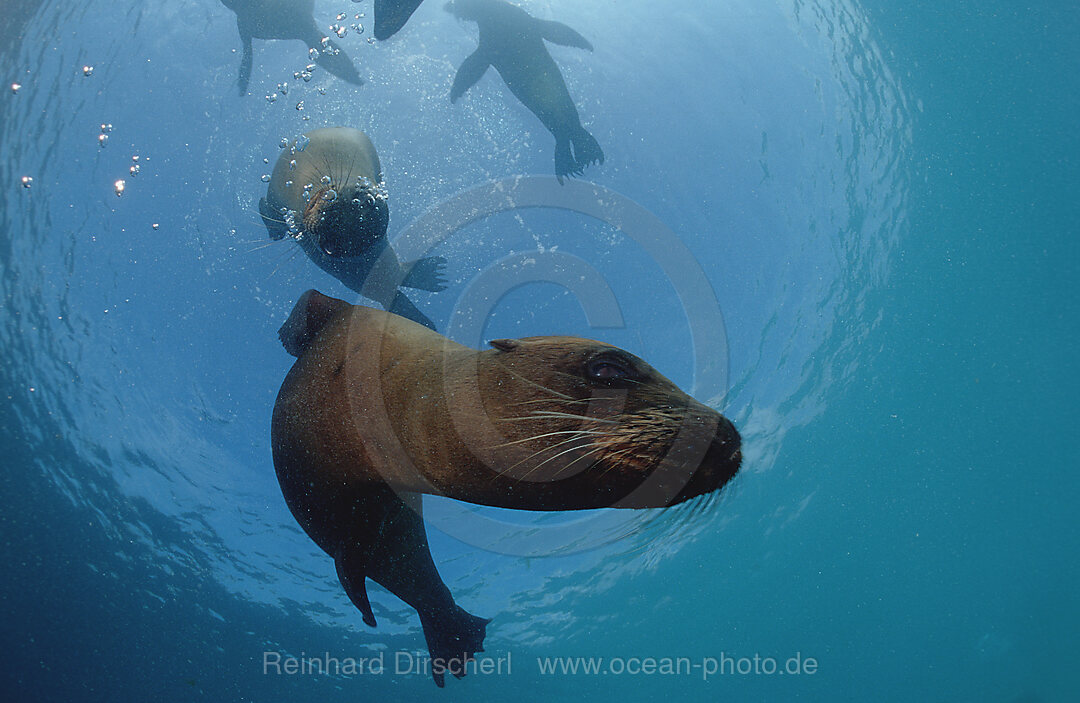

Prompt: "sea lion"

[271,290,742,684]
[446,0,604,183]
[374,0,426,40]
[221,0,363,95]
[259,127,446,330]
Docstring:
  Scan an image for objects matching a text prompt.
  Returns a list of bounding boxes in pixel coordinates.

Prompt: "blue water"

[1,0,1075,701]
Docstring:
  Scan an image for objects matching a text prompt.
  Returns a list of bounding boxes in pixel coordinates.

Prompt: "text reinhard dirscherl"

[262,651,818,681]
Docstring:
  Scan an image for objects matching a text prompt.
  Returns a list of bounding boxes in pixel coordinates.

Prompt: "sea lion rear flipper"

[419,607,491,687]
[278,289,351,357]
[334,550,377,627]
[258,197,287,241]
[401,256,448,292]
[535,19,593,51]
[450,48,490,103]
[237,21,253,96]
[388,291,437,331]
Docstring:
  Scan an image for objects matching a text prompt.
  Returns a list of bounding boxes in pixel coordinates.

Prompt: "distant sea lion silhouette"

[221,0,363,95]
[259,127,445,330]
[374,0,426,40]
[271,290,742,683]
[446,0,604,182]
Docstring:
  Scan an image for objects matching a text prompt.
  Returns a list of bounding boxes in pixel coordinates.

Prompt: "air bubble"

[284,180,293,188]
[261,174,271,183]
[21,176,33,188]
[11,83,21,94]
[265,93,277,103]
[129,164,140,176]
[279,137,289,149]
[309,47,320,60]
[152,223,160,230]
[98,134,108,147]
[295,100,305,111]
[277,82,288,95]
[100,123,113,133]
[289,159,297,170]
[114,179,125,196]
[322,189,337,202]
[82,65,94,76]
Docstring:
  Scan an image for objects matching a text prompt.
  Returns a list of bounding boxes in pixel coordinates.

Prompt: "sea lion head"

[301,176,389,258]
[469,336,742,509]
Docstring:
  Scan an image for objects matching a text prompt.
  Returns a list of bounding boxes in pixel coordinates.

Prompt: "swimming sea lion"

[259,127,446,330]
[221,0,363,95]
[374,0,426,40]
[271,290,742,684]
[446,0,604,183]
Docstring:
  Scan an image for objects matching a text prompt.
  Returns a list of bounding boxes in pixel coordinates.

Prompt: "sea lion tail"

[278,289,350,357]
[571,126,605,170]
[401,256,449,292]
[418,605,490,687]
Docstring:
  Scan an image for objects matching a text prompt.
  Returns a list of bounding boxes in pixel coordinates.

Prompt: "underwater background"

[1,0,1075,700]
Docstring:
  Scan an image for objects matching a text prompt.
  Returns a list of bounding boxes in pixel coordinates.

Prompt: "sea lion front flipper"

[388,291,437,331]
[258,197,287,241]
[535,19,593,51]
[237,20,254,95]
[401,256,448,292]
[374,0,425,40]
[450,48,491,103]
[334,549,377,627]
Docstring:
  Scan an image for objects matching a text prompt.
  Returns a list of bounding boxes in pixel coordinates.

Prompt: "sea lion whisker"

[496,363,573,400]
[550,445,603,478]
[485,429,606,449]
[267,246,303,280]
[491,435,598,481]
[515,440,599,482]
[507,397,591,407]
[526,410,619,424]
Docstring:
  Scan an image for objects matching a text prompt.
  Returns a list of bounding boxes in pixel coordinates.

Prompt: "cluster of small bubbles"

[21,176,33,188]
[261,174,271,183]
[284,180,293,188]
[129,155,140,176]
[309,47,320,61]
[296,134,310,151]
[302,183,313,202]
[11,82,21,94]
[289,159,297,170]
[265,93,277,103]
[352,22,365,34]
[98,133,108,147]
[100,123,113,133]
[114,179,125,197]
[336,12,347,21]
[277,82,288,95]
[295,100,305,111]
[320,175,332,186]
[366,37,376,44]
[82,65,94,76]
[318,87,327,96]
[331,24,348,39]
[279,137,289,149]
[152,223,160,230]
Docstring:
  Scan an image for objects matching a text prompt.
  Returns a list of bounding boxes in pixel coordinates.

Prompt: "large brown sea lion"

[446,0,604,183]
[271,290,742,685]
[221,0,363,95]
[259,127,446,330]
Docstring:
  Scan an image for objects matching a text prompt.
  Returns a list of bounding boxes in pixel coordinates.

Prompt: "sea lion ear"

[488,339,519,353]
[279,289,350,357]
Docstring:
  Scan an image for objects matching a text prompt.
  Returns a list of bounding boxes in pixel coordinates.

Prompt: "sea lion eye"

[586,356,632,381]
